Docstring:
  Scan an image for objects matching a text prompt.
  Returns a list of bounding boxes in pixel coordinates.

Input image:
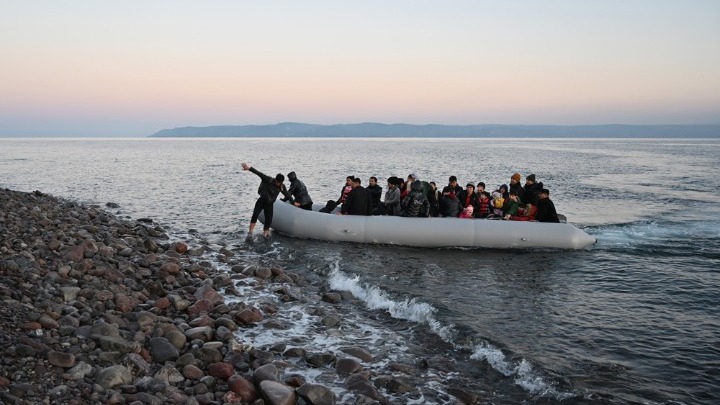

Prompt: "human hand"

[241,163,251,171]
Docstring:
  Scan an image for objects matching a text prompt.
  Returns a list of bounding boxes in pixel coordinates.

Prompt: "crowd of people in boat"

[241,163,560,237]
[317,172,560,223]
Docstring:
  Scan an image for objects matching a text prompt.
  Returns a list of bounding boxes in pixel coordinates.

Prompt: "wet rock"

[296,383,337,405]
[253,363,279,383]
[187,299,213,316]
[260,380,296,405]
[320,315,341,327]
[345,373,384,402]
[321,293,342,304]
[336,358,363,376]
[96,365,132,389]
[448,387,480,404]
[154,364,185,384]
[236,306,263,324]
[283,347,307,358]
[99,336,139,354]
[58,286,81,302]
[164,330,187,349]
[174,242,188,254]
[306,352,337,368]
[340,347,374,362]
[194,284,224,304]
[63,361,92,380]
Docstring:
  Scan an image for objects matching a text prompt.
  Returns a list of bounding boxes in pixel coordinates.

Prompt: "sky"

[1,1,719,137]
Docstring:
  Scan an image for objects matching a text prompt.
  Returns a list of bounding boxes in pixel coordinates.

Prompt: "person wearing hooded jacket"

[401,180,430,217]
[241,163,291,237]
[522,174,543,207]
[283,171,313,210]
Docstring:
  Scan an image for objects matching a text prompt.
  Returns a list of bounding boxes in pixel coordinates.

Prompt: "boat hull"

[259,201,596,249]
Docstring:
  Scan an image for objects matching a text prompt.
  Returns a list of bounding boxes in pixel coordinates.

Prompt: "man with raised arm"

[241,162,291,238]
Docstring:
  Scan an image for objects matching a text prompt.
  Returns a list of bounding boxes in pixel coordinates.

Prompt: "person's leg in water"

[249,198,266,237]
[262,202,274,237]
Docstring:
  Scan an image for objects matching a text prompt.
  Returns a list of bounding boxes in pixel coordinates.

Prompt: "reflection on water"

[1,137,719,404]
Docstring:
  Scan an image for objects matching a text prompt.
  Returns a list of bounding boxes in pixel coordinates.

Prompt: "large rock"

[260,380,296,405]
[96,365,132,389]
[58,286,81,302]
[149,337,179,363]
[228,375,257,402]
[339,347,374,362]
[63,361,92,380]
[187,299,213,316]
[253,363,279,383]
[296,383,337,405]
[184,326,213,341]
[335,358,362,376]
[194,285,224,304]
[236,306,263,324]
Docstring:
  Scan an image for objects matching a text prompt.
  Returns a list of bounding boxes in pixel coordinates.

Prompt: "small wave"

[327,264,457,343]
[470,344,575,400]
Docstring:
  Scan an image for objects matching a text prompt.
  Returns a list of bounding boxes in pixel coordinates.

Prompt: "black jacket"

[535,198,560,222]
[285,172,313,206]
[367,184,383,208]
[250,167,290,203]
[522,182,543,206]
[341,186,373,215]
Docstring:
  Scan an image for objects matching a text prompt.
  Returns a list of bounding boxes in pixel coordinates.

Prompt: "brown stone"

[154,296,171,310]
[207,362,234,380]
[187,299,213,316]
[47,351,76,368]
[228,375,258,402]
[161,262,181,275]
[182,364,205,380]
[114,293,138,313]
[194,285,224,304]
[175,242,188,254]
[65,245,85,262]
[236,307,263,324]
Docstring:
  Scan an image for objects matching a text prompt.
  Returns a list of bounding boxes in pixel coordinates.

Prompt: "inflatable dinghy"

[259,201,596,249]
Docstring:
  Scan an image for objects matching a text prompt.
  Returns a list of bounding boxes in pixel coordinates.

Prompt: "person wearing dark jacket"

[401,180,430,217]
[535,188,560,222]
[241,163,291,237]
[366,177,383,209]
[509,173,524,203]
[522,174,543,207]
[440,190,461,217]
[340,178,373,216]
[283,171,313,210]
[458,183,479,212]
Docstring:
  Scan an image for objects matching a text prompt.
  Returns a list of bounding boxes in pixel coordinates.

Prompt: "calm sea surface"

[1,138,719,404]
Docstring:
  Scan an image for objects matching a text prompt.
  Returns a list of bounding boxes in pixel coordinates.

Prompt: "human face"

[346,178,353,185]
[450,180,457,187]
[369,178,377,186]
[477,185,484,193]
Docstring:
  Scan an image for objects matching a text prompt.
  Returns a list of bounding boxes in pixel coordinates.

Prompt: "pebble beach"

[0,188,468,405]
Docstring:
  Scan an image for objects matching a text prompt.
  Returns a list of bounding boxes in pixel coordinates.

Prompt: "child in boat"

[502,191,520,220]
[490,192,504,217]
[459,204,474,219]
[475,191,491,218]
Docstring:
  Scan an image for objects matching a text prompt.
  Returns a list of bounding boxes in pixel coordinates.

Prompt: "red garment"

[510,204,537,221]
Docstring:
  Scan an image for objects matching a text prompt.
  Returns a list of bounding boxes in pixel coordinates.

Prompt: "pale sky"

[1,0,719,136]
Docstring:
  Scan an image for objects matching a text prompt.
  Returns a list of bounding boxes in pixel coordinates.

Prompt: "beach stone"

[83,239,99,257]
[187,299,213,316]
[123,353,151,377]
[214,317,238,330]
[161,261,181,275]
[48,239,61,251]
[164,330,187,349]
[174,242,188,254]
[253,363,279,383]
[296,383,337,405]
[118,247,133,257]
[207,362,234,380]
[168,294,189,311]
[114,293,138,313]
[306,353,336,368]
[193,347,223,365]
[63,361,92,380]
[154,296,171,310]
[388,363,416,374]
[58,286,81,302]
[255,267,272,280]
[340,347,374,362]
[185,326,213,341]
[260,380,296,405]
[228,375,258,402]
[96,365,132,389]
[194,284,224,304]
[47,351,76,368]
[149,337,179,363]
[283,347,307,358]
[99,336,139,354]
[321,293,342,304]
[154,364,185,384]
[189,314,215,327]
[215,325,233,342]
[236,307,263,324]
[175,353,198,368]
[336,358,362,376]
[38,314,59,329]
[448,387,480,404]
[182,364,204,380]
[91,321,120,337]
[345,373,383,401]
[386,377,412,394]
[66,245,85,262]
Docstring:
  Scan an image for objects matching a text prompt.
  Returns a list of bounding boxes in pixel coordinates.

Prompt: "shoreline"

[0,188,476,404]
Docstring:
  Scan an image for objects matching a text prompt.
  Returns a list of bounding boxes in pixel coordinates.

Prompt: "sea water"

[1,137,719,404]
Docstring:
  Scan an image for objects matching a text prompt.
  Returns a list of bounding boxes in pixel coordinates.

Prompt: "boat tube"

[259,201,596,249]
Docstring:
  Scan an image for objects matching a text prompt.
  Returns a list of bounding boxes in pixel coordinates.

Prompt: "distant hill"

[149,123,720,138]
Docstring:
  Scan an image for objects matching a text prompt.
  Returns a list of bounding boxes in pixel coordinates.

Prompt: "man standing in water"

[241,162,291,238]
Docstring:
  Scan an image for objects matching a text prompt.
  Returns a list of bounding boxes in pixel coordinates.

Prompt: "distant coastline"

[149,123,720,138]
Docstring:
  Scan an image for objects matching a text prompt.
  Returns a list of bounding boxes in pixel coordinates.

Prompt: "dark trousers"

[251,198,273,228]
